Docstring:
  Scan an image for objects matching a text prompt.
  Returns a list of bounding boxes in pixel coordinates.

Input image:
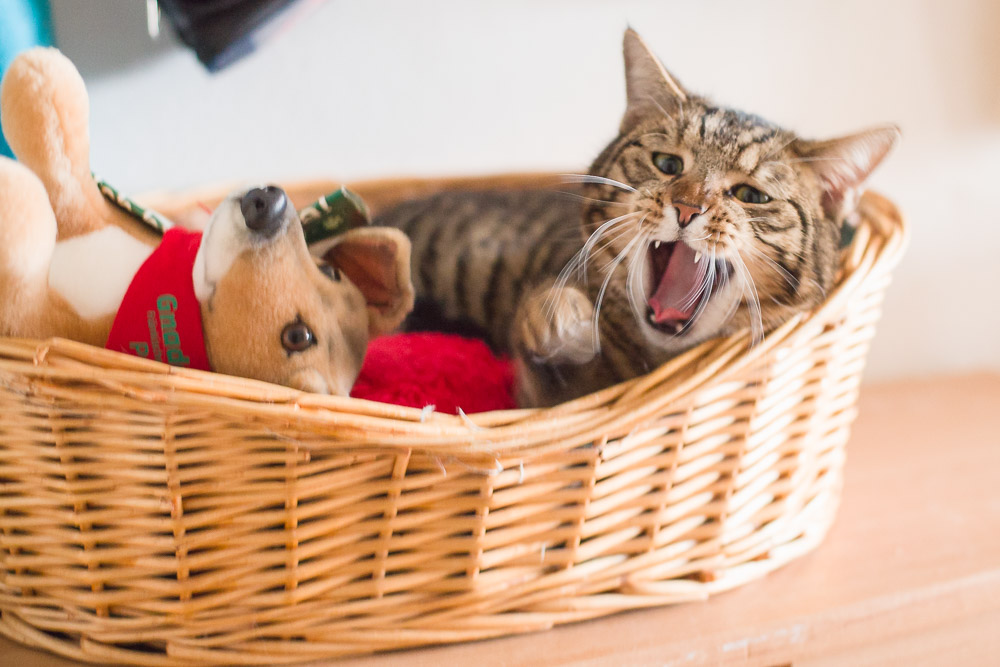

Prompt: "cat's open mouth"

[646,241,731,335]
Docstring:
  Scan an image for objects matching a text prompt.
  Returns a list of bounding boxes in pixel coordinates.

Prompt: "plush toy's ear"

[0,48,112,238]
[322,227,414,337]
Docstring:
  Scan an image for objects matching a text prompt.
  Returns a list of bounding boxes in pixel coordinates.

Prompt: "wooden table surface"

[3,374,999,666]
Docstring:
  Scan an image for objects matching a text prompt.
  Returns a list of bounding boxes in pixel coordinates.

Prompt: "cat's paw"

[514,285,596,365]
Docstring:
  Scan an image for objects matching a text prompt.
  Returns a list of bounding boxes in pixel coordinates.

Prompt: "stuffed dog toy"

[0,48,414,394]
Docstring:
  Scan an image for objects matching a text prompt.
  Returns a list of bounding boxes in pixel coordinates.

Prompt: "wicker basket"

[0,175,906,665]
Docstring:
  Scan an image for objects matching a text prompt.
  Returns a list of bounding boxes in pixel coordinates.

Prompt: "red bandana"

[105,228,211,371]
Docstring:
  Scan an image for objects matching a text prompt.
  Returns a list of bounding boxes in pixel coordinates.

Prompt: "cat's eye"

[730,184,771,204]
[652,152,684,176]
[319,262,341,281]
[281,317,316,354]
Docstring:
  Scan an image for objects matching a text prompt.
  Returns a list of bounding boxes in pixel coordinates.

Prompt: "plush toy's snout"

[195,185,415,394]
[241,186,287,237]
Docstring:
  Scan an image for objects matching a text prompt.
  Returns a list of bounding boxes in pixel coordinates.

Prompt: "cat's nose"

[241,186,288,236]
[673,201,705,228]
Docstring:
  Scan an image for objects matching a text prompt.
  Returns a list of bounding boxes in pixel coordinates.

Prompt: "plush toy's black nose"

[240,186,287,236]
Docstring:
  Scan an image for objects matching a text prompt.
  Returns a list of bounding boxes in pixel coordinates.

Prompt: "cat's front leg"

[513,284,596,366]
[513,284,612,407]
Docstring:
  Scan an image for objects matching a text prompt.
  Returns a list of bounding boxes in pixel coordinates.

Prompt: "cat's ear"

[622,28,688,131]
[794,125,900,223]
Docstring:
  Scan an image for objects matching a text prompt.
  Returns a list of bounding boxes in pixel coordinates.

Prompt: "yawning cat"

[376,29,898,407]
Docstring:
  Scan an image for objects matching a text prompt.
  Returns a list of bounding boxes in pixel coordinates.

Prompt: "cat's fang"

[694,251,702,263]
[654,240,661,248]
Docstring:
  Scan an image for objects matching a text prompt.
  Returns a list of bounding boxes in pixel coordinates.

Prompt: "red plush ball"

[350,332,516,414]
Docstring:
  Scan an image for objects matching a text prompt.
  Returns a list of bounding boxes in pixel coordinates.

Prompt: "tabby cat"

[376,29,898,407]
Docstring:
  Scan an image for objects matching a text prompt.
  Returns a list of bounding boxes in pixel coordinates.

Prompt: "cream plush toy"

[0,48,414,394]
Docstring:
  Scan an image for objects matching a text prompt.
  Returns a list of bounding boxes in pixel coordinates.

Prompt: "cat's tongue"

[649,243,709,323]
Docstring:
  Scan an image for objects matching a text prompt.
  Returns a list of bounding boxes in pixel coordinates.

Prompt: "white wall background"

[43,0,1000,381]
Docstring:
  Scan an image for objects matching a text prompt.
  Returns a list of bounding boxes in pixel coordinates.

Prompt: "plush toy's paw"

[1,47,118,240]
[0,157,58,336]
[514,285,596,365]
[0,157,56,283]
[1,48,90,183]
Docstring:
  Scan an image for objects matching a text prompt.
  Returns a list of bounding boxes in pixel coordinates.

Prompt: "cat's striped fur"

[376,30,898,407]
[383,189,582,350]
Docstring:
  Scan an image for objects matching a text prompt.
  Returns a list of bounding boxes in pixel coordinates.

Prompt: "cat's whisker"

[590,219,644,275]
[757,135,798,164]
[645,94,683,127]
[590,226,641,266]
[560,174,638,193]
[541,211,641,323]
[625,219,650,319]
[678,272,708,312]
[592,231,646,353]
[808,277,828,300]
[549,212,638,293]
[716,271,742,326]
[730,253,765,346]
[675,244,720,313]
[541,218,633,344]
[742,217,808,248]
[576,214,640,276]
[762,156,849,166]
[594,230,643,275]
[554,191,631,208]
[684,246,719,329]
[740,244,799,292]
[674,257,716,334]
[711,247,740,327]
[745,240,809,263]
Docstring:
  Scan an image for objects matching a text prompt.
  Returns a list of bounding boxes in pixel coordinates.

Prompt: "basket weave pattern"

[0,180,906,665]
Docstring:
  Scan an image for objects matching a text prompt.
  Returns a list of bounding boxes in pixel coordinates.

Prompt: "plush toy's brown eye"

[652,152,684,176]
[281,318,316,354]
[319,262,341,281]
[730,184,771,204]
